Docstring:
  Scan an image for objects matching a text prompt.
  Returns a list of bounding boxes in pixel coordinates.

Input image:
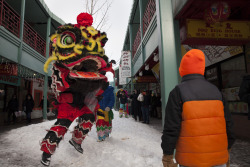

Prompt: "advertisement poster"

[119,65,126,85]
[151,63,160,83]
[120,51,131,78]
[182,45,243,67]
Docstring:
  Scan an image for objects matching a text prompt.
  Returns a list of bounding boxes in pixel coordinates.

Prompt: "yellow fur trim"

[58,53,77,61]
[50,34,57,42]
[44,56,57,73]
[73,45,84,55]
[87,26,98,36]
[86,39,96,51]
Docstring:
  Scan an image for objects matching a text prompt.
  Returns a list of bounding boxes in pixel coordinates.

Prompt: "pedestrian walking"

[132,90,140,121]
[96,86,115,141]
[7,94,19,124]
[23,94,34,124]
[156,93,162,119]
[141,91,150,124]
[161,49,235,167]
[150,92,157,117]
[119,91,128,118]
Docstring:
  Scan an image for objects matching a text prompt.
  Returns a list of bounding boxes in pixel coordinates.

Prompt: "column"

[139,0,145,62]
[129,24,134,94]
[17,0,25,64]
[156,0,179,128]
[43,17,51,120]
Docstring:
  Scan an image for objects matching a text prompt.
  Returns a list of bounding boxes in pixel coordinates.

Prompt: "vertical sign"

[121,51,131,77]
[119,65,127,85]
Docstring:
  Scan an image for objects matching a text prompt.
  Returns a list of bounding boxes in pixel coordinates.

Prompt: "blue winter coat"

[99,86,115,110]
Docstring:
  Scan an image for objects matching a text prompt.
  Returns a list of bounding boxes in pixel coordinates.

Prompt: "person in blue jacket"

[96,86,115,141]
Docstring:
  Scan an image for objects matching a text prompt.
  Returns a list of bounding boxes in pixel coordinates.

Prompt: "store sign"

[119,65,126,85]
[0,64,18,76]
[205,67,218,81]
[151,63,160,82]
[0,75,20,86]
[120,51,131,77]
[182,45,243,66]
[137,76,157,83]
[187,19,250,39]
[181,19,250,45]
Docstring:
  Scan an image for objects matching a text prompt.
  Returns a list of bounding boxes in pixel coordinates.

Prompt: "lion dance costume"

[40,13,114,166]
[96,86,115,141]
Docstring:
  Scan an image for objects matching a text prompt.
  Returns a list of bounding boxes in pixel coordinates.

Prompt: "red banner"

[0,64,18,76]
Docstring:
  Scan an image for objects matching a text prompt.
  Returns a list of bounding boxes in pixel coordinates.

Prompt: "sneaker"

[41,152,51,166]
[69,139,83,154]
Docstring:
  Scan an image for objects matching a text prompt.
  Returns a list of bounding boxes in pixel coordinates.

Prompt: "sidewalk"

[0,115,56,134]
[130,114,250,167]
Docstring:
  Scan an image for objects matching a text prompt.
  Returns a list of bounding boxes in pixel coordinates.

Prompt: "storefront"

[182,45,248,114]
[0,56,54,125]
[176,0,250,139]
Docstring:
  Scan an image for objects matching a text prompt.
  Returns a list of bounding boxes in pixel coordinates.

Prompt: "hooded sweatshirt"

[161,49,235,167]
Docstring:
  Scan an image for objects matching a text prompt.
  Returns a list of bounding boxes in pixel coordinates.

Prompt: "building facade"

[0,0,64,125]
[121,0,250,140]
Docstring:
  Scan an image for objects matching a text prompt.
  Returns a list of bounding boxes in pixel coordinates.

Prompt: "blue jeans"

[26,112,31,123]
[141,106,149,123]
[120,103,126,110]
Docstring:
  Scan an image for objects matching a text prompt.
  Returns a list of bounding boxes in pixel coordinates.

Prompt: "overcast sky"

[44,0,133,81]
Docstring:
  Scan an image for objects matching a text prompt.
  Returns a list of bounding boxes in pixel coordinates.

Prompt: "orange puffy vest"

[175,100,229,167]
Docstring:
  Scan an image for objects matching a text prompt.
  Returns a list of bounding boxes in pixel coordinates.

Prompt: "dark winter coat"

[8,99,18,111]
[23,99,34,112]
[119,95,127,104]
[239,75,250,103]
[161,74,235,166]
[142,95,150,107]
[99,86,115,110]
[156,96,161,107]
[150,95,157,106]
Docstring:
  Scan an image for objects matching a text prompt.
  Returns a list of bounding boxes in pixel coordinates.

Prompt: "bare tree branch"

[84,0,113,31]
[96,1,112,29]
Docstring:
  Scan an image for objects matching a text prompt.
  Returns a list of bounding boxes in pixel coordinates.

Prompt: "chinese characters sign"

[187,19,250,39]
[120,51,131,78]
[119,65,127,85]
[182,45,243,66]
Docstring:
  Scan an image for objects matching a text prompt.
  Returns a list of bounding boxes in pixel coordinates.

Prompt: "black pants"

[8,110,16,123]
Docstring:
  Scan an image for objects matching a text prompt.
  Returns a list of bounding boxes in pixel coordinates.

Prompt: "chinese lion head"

[44,13,114,105]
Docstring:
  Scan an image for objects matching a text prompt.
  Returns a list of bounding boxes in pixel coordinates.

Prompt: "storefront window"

[221,55,245,89]
[221,55,248,114]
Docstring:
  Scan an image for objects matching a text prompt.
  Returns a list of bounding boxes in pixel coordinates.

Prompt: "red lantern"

[204,2,231,24]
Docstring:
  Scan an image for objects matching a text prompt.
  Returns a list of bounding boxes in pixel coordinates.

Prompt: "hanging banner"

[0,64,18,76]
[120,51,131,77]
[151,63,160,83]
[119,65,126,85]
[182,45,243,67]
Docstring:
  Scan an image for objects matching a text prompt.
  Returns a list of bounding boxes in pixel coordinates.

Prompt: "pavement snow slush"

[0,110,249,167]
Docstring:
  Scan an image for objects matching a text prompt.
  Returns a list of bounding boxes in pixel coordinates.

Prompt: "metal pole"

[174,20,182,83]
[129,24,134,94]
[43,17,51,120]
[139,0,145,62]
[156,0,179,128]
[0,0,4,25]
[17,0,25,64]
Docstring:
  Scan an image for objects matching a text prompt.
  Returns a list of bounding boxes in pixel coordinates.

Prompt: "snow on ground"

[0,110,249,167]
[0,110,163,167]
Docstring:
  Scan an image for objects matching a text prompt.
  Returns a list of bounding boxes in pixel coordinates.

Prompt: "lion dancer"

[96,85,115,141]
[40,12,115,166]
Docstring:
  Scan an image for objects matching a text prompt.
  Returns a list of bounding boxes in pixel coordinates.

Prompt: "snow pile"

[0,110,163,167]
